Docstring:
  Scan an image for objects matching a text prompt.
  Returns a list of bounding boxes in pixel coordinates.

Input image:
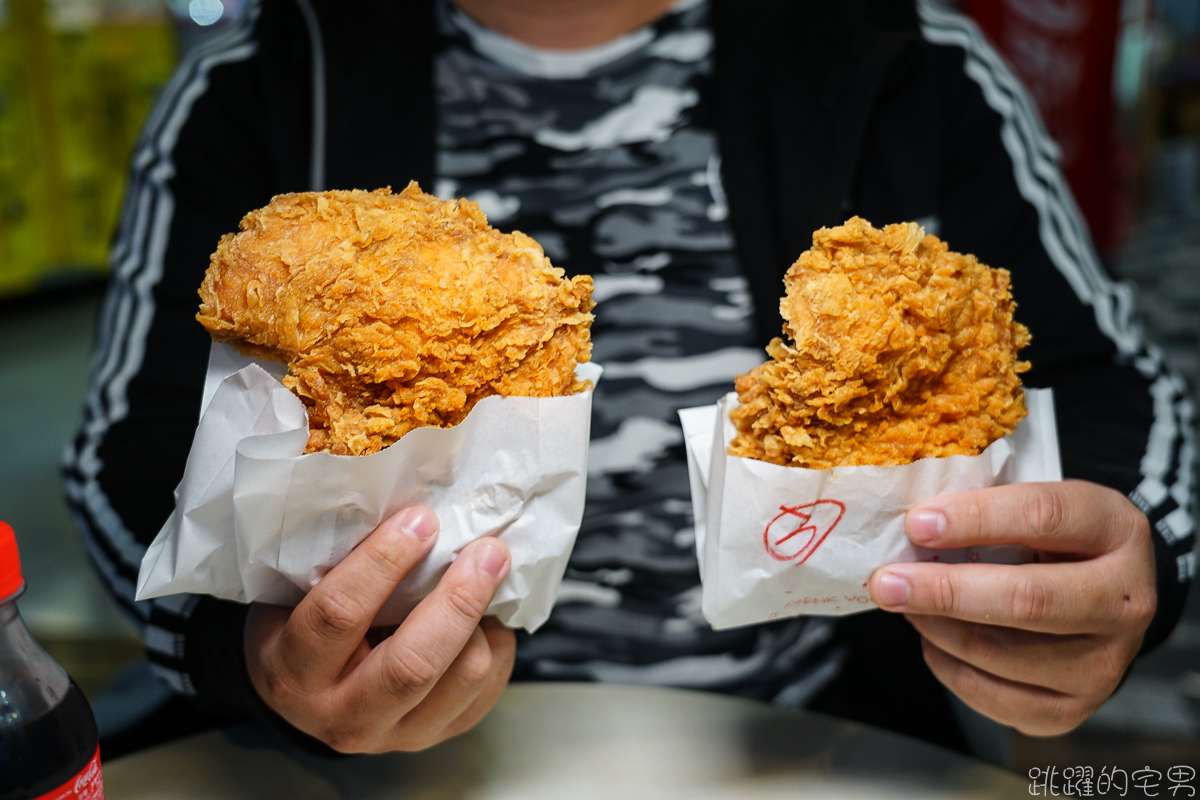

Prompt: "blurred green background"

[0,0,175,297]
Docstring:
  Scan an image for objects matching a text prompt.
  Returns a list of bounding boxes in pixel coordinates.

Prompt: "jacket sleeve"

[909,2,1194,652]
[62,5,284,722]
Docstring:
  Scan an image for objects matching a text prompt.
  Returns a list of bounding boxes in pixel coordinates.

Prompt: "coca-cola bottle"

[0,521,104,800]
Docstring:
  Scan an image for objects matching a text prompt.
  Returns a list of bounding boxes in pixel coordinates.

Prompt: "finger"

[389,625,495,748]
[244,602,303,707]
[339,537,511,726]
[920,636,1095,736]
[905,480,1147,555]
[906,614,1112,695]
[869,560,1147,634]
[388,619,515,750]
[437,618,516,741]
[278,506,439,688]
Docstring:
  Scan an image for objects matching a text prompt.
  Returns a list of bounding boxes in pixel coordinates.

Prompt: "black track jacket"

[65,0,1196,752]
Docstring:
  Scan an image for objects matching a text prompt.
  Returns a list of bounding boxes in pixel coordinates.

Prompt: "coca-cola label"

[32,746,104,800]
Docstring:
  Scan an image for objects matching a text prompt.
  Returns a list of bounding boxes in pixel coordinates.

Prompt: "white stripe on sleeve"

[916,1,1194,533]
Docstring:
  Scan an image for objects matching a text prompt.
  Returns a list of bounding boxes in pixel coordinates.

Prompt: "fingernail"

[476,543,508,579]
[908,508,946,543]
[875,572,910,607]
[399,507,437,541]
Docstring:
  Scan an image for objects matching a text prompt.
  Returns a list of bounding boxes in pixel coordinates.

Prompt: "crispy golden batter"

[728,217,1030,468]
[197,183,594,455]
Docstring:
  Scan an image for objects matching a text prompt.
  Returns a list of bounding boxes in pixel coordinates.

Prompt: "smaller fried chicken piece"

[197,183,594,455]
[728,217,1030,469]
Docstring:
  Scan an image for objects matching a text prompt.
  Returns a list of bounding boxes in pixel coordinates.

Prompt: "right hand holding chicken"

[243,506,515,753]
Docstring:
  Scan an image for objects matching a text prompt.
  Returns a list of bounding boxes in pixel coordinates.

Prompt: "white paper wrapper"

[679,388,1061,629]
[136,343,599,632]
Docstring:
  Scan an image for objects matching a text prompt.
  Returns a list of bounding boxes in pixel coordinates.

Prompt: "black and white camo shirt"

[435,0,841,703]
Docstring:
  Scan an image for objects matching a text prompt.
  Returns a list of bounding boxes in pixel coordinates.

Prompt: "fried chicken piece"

[197,183,594,455]
[728,217,1030,469]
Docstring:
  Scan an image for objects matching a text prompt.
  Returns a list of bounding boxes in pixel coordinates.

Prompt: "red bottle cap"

[0,521,24,602]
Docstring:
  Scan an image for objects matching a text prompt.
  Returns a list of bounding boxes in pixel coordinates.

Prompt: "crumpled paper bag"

[136,342,599,631]
[678,388,1061,629]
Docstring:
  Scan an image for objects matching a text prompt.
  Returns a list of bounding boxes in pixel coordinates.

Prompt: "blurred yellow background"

[0,0,175,297]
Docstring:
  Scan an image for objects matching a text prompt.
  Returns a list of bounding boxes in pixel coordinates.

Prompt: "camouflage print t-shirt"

[435,0,842,704]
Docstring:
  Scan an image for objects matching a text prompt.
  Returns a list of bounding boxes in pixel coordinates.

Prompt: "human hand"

[868,480,1155,736]
[244,506,516,753]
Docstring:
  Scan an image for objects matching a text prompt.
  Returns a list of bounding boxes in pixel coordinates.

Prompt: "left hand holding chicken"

[869,480,1155,736]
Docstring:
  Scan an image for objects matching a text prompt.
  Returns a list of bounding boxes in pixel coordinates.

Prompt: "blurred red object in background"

[965,0,1129,255]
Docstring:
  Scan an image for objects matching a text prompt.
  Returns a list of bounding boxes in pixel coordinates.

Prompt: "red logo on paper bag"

[764,500,845,563]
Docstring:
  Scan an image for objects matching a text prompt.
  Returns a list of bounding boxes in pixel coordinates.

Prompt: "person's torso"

[434,0,841,701]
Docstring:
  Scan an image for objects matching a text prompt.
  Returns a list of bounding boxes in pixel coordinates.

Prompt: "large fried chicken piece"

[197,183,594,455]
[729,217,1030,469]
